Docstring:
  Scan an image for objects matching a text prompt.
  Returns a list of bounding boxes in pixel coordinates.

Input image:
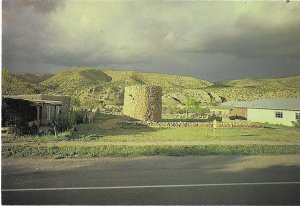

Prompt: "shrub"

[8,116,31,136]
[208,116,222,122]
[51,113,76,132]
[291,120,300,128]
[229,115,247,120]
[2,98,34,136]
[73,111,85,124]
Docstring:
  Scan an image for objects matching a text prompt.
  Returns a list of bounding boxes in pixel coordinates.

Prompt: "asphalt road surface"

[2,155,300,205]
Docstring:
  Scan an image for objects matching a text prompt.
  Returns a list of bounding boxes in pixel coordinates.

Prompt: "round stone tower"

[123,85,162,121]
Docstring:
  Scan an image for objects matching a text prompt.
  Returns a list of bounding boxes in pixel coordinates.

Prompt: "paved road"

[2,155,300,205]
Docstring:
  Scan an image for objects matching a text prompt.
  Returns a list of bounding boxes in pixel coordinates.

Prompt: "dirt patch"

[96,116,133,129]
[98,118,120,129]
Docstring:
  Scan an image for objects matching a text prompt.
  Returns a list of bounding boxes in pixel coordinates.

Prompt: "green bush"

[73,111,85,124]
[291,120,300,128]
[208,116,222,122]
[2,98,35,136]
[51,113,76,132]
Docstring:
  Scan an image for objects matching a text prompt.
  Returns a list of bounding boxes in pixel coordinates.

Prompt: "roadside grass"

[2,123,300,158]
[2,144,299,158]
[101,125,300,143]
[3,123,300,143]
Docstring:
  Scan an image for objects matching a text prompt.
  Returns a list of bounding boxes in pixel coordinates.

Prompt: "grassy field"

[2,122,300,158]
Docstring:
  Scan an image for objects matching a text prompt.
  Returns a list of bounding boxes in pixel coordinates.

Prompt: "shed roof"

[28,99,62,105]
[3,96,62,105]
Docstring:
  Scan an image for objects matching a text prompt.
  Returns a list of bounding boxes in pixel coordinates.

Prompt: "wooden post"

[213,119,217,138]
[37,105,40,132]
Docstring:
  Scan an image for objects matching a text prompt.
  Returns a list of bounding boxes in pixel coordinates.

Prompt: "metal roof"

[221,100,253,108]
[250,98,300,111]
[210,105,233,109]
[221,98,300,111]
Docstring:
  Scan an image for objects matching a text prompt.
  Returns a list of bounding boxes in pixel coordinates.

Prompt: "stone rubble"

[119,121,261,128]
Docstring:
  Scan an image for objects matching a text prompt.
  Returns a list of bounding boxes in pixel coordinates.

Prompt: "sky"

[2,0,300,81]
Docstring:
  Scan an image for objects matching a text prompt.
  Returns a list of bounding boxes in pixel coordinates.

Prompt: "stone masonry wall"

[123,85,162,121]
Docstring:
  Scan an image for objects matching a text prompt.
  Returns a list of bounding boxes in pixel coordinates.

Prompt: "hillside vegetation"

[3,67,300,112]
[41,67,112,93]
[14,73,55,84]
[2,69,39,95]
[209,76,300,101]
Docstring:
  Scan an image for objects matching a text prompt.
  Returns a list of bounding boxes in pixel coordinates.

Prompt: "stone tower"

[123,85,162,121]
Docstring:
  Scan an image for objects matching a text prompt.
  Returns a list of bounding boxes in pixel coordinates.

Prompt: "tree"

[184,98,200,117]
[2,68,13,95]
[2,68,36,95]
[185,98,199,112]
[184,98,210,118]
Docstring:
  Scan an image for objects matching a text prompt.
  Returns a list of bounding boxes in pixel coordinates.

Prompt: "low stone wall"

[119,121,261,128]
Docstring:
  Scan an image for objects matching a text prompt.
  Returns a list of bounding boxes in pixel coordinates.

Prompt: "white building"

[247,98,300,126]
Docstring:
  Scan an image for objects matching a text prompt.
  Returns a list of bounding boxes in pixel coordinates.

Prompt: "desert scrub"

[69,124,104,141]
[1,131,71,143]
[2,144,299,158]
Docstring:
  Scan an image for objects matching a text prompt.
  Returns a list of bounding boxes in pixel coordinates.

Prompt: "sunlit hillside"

[41,67,112,93]
[4,67,300,112]
[211,75,300,101]
[2,69,39,95]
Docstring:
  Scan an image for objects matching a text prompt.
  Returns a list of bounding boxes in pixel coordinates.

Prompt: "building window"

[275,111,283,118]
[296,113,300,121]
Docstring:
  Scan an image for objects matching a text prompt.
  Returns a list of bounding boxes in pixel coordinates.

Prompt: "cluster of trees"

[184,98,210,117]
[163,98,210,117]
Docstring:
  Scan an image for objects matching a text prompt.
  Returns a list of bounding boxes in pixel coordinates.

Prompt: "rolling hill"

[2,69,40,95]
[14,73,54,84]
[211,75,300,101]
[220,75,300,89]
[3,67,300,112]
[41,67,112,93]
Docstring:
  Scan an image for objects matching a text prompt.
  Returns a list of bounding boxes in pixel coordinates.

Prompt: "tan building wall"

[230,107,248,118]
[123,85,162,121]
[210,107,232,117]
[248,108,300,126]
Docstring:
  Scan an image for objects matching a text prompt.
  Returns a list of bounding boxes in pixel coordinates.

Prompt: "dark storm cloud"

[2,0,300,81]
[3,0,65,13]
[190,18,300,59]
[2,0,66,72]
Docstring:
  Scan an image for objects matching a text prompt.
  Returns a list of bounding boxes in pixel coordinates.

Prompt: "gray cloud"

[190,19,300,59]
[3,0,65,13]
[2,0,300,81]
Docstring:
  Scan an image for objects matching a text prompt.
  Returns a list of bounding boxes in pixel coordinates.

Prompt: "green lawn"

[2,123,300,158]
